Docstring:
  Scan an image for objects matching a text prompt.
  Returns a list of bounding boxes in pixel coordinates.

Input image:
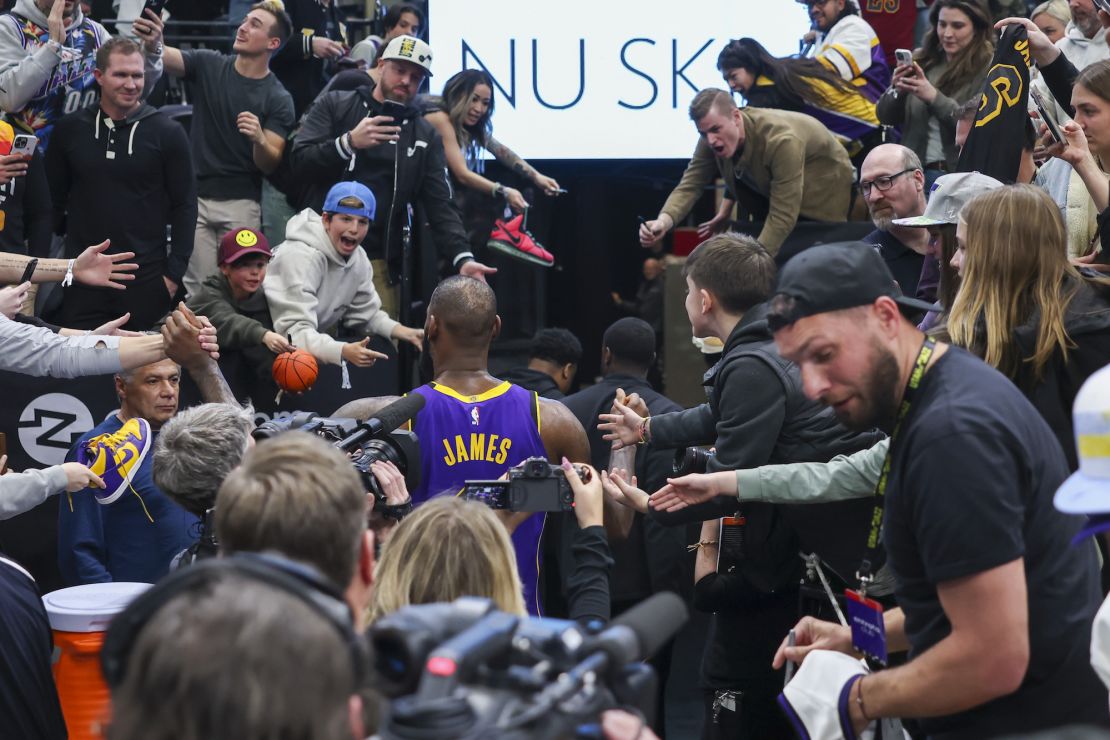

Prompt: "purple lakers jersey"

[411,380,548,615]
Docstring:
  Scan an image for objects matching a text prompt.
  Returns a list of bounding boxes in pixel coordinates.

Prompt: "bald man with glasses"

[858,143,931,299]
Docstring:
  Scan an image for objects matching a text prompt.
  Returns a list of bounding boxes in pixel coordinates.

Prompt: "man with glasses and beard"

[768,243,1109,737]
[858,144,930,299]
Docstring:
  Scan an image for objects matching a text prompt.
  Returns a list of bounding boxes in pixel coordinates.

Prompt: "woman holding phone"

[1026,59,1110,267]
[876,0,994,188]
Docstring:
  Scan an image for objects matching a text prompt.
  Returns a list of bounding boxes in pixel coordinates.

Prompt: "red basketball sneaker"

[487,212,554,267]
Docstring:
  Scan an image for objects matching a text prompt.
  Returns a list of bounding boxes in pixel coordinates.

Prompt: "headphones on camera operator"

[101,551,370,689]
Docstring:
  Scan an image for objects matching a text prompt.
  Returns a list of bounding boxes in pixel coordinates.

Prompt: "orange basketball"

[272,349,319,393]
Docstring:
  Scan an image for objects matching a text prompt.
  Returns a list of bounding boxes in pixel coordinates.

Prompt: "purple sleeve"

[916,254,939,304]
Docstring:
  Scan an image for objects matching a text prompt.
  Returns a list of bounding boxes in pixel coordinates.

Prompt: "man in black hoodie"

[501,327,582,400]
[47,36,195,330]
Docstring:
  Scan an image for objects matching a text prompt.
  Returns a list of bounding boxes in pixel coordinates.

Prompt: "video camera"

[370,592,688,739]
[461,457,591,513]
[252,395,425,516]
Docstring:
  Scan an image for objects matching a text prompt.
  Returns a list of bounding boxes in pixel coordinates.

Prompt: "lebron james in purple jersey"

[411,380,548,613]
[337,277,589,617]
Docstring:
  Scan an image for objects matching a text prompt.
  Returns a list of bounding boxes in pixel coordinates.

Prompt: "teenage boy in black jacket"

[599,233,882,737]
[47,36,195,331]
[292,35,494,315]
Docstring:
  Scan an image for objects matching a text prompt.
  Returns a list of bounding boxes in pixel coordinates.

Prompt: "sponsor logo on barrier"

[18,393,94,466]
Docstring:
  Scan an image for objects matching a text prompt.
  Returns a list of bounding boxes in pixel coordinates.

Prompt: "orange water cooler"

[42,583,151,740]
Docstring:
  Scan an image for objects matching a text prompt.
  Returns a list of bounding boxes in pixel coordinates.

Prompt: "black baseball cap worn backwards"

[767,242,936,332]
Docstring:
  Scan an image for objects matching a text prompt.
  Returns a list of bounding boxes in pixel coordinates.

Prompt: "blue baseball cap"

[323,182,376,220]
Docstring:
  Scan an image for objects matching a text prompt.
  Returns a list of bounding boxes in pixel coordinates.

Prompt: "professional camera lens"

[350,438,407,501]
[672,446,715,476]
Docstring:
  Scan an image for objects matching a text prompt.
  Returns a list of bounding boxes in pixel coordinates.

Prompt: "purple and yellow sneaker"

[76,418,151,505]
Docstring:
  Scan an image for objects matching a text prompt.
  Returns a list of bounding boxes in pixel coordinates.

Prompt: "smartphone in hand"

[19,258,38,285]
[379,99,411,124]
[10,134,38,158]
[1031,87,1065,146]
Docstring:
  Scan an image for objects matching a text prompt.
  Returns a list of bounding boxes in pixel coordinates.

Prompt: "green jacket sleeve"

[187,282,269,350]
[735,438,888,504]
[659,138,718,226]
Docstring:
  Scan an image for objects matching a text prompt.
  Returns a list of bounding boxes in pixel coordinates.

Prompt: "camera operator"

[335,276,592,617]
[369,460,612,625]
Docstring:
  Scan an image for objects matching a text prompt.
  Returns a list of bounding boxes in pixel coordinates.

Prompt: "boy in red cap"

[187,227,292,396]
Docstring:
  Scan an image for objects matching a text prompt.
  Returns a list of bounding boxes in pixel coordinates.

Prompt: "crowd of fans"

[4,0,1110,738]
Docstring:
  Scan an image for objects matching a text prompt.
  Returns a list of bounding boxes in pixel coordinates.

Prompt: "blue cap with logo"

[323,181,376,220]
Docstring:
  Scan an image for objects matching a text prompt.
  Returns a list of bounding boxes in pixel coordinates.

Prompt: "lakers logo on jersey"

[442,433,512,466]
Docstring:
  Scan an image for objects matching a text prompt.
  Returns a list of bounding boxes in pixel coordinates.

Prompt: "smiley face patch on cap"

[218,228,272,266]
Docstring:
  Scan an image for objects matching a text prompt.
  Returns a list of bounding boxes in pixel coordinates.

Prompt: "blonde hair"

[367,497,526,622]
[1031,0,1071,25]
[947,185,1090,381]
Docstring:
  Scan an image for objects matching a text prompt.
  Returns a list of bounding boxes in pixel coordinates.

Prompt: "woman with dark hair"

[717,38,880,158]
[424,69,562,266]
[877,0,994,186]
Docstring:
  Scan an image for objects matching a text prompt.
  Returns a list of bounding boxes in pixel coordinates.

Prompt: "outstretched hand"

[597,392,646,450]
[600,468,649,514]
[73,240,138,290]
[650,471,737,513]
[459,260,497,283]
[62,462,105,492]
[91,313,141,336]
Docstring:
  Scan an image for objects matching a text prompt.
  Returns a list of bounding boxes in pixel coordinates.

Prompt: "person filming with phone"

[292,35,496,316]
[876,0,994,188]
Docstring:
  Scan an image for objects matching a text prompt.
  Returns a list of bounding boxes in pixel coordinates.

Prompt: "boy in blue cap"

[264,181,424,373]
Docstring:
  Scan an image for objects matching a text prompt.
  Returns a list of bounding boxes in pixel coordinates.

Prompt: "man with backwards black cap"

[767,243,1108,737]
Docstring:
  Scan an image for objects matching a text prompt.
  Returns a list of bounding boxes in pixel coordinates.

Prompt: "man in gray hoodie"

[1056,0,1109,69]
[0,0,163,151]
[264,181,423,374]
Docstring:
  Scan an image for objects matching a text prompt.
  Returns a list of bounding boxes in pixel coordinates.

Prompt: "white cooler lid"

[42,582,152,633]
